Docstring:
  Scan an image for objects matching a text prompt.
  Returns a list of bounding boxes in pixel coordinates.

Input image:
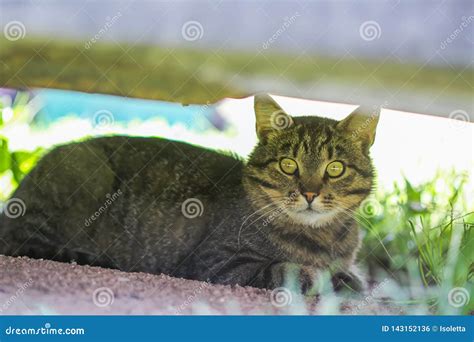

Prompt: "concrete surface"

[0,255,402,315]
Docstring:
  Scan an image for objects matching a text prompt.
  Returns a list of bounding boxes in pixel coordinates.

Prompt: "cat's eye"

[280,158,298,175]
[326,161,345,178]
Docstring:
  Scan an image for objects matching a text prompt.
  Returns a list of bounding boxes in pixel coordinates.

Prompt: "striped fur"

[243,94,380,290]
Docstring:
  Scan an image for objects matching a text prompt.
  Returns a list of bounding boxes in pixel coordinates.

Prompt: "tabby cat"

[0,94,379,294]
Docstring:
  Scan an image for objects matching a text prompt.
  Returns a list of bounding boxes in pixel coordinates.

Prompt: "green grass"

[0,91,472,315]
[0,93,44,196]
[356,171,473,314]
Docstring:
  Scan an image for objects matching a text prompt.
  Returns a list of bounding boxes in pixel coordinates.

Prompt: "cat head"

[244,94,380,228]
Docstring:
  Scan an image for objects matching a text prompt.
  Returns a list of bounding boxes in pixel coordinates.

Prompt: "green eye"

[280,158,298,175]
[326,161,345,178]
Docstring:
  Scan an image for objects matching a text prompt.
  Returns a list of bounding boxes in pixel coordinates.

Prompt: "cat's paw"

[331,271,366,294]
[265,262,317,296]
[298,266,318,295]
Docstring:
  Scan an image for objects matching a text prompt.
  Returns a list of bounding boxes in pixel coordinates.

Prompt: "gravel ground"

[0,255,402,315]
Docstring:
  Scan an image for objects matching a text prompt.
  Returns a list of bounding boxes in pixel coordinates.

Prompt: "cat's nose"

[302,192,318,204]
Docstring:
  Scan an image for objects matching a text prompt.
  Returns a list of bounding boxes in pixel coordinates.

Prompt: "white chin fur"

[285,209,337,228]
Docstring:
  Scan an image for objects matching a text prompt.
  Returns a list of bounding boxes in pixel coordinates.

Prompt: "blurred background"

[1,0,473,113]
[0,0,473,314]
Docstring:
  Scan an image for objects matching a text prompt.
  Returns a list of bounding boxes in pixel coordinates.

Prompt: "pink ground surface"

[0,255,401,315]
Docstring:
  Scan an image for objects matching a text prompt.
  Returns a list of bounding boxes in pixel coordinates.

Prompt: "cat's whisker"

[237,201,286,248]
[238,205,287,241]
[333,204,393,260]
[339,206,378,229]
[239,198,293,232]
[1,92,379,297]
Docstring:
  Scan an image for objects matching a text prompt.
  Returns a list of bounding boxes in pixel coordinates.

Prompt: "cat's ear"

[254,94,294,140]
[337,105,380,149]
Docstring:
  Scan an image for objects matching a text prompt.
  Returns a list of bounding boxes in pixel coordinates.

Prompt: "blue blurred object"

[32,88,226,130]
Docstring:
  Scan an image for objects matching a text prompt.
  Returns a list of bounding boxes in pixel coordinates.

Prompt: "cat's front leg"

[331,266,367,294]
[253,262,318,295]
[255,262,366,295]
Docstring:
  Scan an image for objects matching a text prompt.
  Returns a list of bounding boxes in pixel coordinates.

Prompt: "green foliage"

[0,138,10,173]
[0,91,471,314]
[9,150,43,184]
[0,94,45,200]
[357,172,473,314]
